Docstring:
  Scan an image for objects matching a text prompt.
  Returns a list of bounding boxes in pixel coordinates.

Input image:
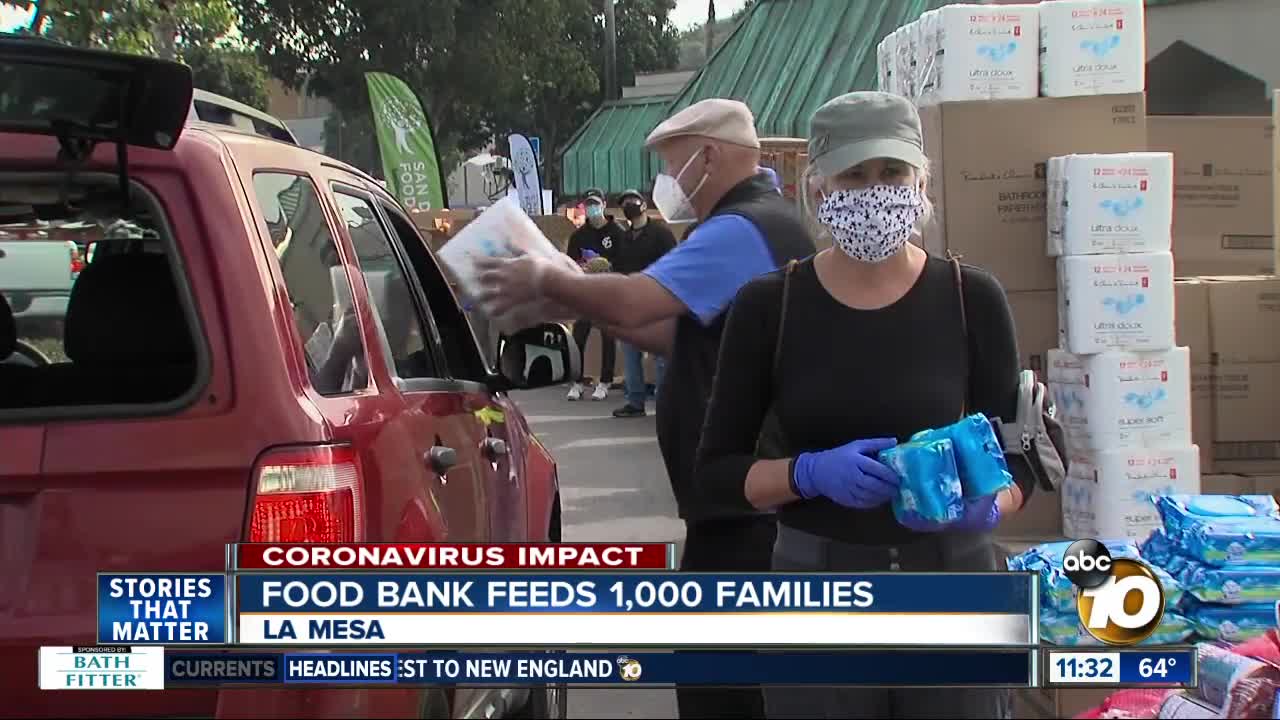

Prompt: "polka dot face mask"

[817,184,925,263]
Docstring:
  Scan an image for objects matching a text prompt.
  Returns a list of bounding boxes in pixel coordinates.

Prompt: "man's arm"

[602,318,676,356]
[539,271,686,330]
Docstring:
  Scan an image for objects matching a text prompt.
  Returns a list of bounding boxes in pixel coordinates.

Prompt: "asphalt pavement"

[510,385,680,719]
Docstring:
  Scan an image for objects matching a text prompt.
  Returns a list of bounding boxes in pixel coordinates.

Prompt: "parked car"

[0,232,81,339]
[0,37,577,719]
[189,87,300,145]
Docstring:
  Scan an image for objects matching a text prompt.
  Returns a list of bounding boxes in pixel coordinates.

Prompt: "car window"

[332,190,439,381]
[380,203,491,380]
[252,172,368,396]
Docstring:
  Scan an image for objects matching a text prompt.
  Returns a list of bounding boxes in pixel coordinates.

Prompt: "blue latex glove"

[899,494,1001,533]
[792,438,901,509]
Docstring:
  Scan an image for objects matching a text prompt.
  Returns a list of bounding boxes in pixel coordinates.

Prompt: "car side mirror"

[496,323,579,390]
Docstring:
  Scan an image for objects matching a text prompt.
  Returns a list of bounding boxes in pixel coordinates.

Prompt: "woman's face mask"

[817,184,925,263]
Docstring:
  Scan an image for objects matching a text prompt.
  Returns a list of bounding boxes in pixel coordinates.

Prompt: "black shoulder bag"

[755,260,798,460]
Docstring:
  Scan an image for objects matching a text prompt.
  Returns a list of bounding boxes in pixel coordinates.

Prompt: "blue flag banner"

[233,572,1035,647]
[163,650,1036,687]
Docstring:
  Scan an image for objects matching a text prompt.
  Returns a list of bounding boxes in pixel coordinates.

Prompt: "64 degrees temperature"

[1139,657,1175,679]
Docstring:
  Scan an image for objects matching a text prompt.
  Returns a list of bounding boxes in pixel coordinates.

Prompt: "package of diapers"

[1179,561,1280,605]
[910,414,1013,499]
[882,438,964,525]
[1039,606,1193,646]
[1141,528,1173,566]
[1159,494,1280,540]
[1183,599,1278,643]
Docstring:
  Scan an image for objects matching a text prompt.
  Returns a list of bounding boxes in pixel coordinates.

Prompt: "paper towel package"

[1048,152,1174,256]
[1058,251,1175,353]
[1047,347,1192,450]
[928,4,1039,104]
[436,195,572,302]
[1039,0,1146,98]
[1061,445,1201,541]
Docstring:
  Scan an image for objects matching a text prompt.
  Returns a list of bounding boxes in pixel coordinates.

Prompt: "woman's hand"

[792,438,901,509]
[899,494,1001,533]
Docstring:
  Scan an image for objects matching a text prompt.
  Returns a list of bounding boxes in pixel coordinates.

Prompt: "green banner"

[365,71,445,211]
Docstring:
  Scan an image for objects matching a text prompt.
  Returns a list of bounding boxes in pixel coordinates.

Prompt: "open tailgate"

[0,36,192,150]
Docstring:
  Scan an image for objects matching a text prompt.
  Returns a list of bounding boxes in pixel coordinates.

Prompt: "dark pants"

[765,524,1012,720]
[572,320,615,383]
[676,515,778,720]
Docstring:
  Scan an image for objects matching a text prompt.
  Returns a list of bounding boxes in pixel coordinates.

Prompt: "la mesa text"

[259,578,877,611]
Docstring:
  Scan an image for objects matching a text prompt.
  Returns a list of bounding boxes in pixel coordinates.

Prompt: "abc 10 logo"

[1064,539,1165,645]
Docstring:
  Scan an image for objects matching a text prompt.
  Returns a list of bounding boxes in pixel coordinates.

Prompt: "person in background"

[475,98,815,719]
[564,188,625,401]
[611,188,677,418]
[694,91,1024,719]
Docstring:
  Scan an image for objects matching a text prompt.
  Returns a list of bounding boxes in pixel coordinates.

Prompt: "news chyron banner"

[53,543,1044,689]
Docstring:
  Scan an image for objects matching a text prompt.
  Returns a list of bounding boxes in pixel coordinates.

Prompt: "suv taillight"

[68,243,85,277]
[248,445,364,542]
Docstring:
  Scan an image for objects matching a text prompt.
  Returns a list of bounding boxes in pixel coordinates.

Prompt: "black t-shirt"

[566,218,625,265]
[613,220,677,274]
[693,254,1028,544]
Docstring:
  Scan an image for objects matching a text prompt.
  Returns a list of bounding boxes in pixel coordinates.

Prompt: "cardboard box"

[1007,290,1057,374]
[1205,275,1280,363]
[997,486,1063,540]
[1202,474,1256,495]
[1174,279,1212,364]
[1191,362,1215,473]
[921,94,1147,293]
[1147,116,1275,275]
[1212,362,1280,473]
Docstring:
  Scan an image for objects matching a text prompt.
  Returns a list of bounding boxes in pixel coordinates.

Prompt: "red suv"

[0,39,577,719]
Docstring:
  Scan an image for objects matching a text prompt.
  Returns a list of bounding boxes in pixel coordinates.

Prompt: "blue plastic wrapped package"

[1184,599,1277,642]
[1179,562,1280,604]
[1158,495,1280,543]
[881,439,964,526]
[910,414,1014,499]
[1007,540,1182,613]
[1141,528,1173,566]
[1038,606,1194,646]
[1157,498,1280,567]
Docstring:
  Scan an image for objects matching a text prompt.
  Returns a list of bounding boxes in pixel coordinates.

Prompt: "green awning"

[665,0,957,139]
[559,95,673,200]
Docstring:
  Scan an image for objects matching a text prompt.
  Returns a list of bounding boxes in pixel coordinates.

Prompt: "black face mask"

[623,203,645,220]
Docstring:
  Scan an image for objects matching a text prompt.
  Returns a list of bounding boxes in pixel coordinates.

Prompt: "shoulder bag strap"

[949,253,971,418]
[773,259,798,389]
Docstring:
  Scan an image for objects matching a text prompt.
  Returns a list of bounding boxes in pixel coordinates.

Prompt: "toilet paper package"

[928,4,1039,104]
[1046,347,1192,450]
[877,32,896,93]
[1062,445,1201,542]
[1058,251,1176,353]
[896,25,917,101]
[1048,153,1174,256]
[1039,0,1146,98]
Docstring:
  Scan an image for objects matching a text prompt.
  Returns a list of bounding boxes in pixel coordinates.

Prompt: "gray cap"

[807,92,926,177]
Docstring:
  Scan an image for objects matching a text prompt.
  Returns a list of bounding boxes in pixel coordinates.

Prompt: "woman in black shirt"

[694,92,1027,719]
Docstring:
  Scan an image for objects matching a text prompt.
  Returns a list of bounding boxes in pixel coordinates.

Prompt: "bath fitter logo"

[1123,388,1167,410]
[1099,197,1144,218]
[977,42,1018,62]
[1103,294,1146,315]
[1079,35,1121,59]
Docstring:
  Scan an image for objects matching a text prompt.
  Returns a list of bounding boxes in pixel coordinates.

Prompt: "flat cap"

[645,98,761,150]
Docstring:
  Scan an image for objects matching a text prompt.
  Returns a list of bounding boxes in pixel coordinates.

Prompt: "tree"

[234,0,679,190]
[6,0,270,107]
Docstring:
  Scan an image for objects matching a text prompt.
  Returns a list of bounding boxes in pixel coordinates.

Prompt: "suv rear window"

[0,174,201,410]
[253,172,368,395]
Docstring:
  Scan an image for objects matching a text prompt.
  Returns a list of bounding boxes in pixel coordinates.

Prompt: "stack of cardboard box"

[1175,276,1280,499]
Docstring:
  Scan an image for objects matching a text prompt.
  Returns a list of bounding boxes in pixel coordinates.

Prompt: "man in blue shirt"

[476,99,813,718]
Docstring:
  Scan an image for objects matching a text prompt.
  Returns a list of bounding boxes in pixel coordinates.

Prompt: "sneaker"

[591,383,609,401]
[566,383,584,401]
[613,403,646,418]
